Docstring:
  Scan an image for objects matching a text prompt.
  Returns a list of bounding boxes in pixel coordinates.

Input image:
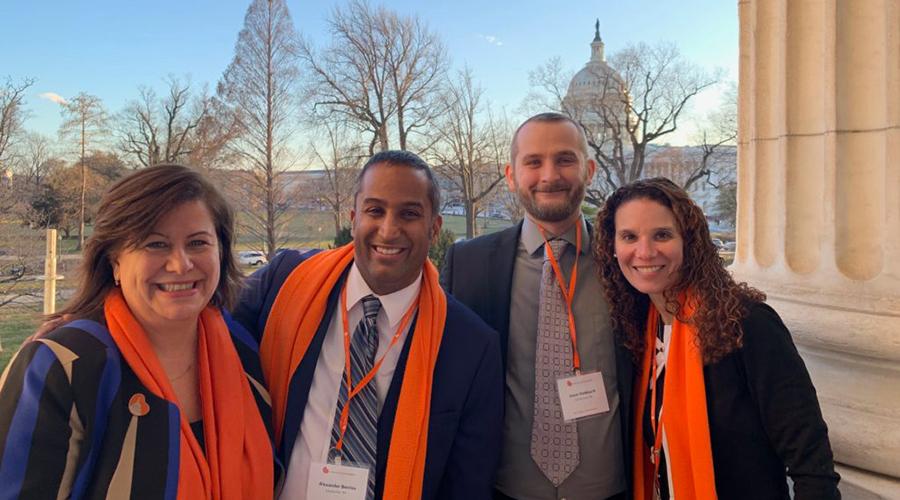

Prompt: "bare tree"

[0,225,43,311]
[5,132,56,224]
[218,0,302,258]
[58,93,108,249]
[641,83,737,197]
[301,0,447,153]
[680,82,738,191]
[0,77,34,167]
[13,132,54,186]
[530,42,718,204]
[39,152,124,239]
[521,57,572,116]
[187,96,243,171]
[306,122,364,236]
[381,6,447,150]
[117,77,212,168]
[427,69,508,238]
[19,158,66,229]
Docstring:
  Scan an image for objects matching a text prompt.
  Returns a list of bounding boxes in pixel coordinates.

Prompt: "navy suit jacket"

[439,222,634,487]
[232,250,504,500]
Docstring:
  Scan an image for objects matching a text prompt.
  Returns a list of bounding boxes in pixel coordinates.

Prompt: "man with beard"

[440,113,632,499]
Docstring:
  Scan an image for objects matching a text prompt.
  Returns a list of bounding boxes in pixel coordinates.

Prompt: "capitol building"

[562,21,734,224]
[562,21,630,151]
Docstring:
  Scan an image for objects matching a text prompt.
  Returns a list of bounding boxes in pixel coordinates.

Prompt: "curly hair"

[592,177,765,364]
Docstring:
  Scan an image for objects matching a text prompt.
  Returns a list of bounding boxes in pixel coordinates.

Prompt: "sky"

[1,0,738,150]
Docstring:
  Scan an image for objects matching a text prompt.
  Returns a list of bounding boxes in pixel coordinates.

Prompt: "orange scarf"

[104,290,273,500]
[260,244,446,499]
[632,297,717,500]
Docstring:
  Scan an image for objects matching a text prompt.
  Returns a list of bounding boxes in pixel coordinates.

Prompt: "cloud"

[38,92,67,105]
[477,34,504,47]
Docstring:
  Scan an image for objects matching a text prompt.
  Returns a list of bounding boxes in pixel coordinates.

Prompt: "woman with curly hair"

[593,177,839,500]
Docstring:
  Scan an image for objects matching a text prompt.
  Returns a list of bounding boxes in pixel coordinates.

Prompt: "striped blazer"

[0,312,275,500]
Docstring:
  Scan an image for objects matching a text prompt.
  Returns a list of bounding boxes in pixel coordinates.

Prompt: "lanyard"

[538,223,582,373]
[649,316,665,486]
[334,284,417,454]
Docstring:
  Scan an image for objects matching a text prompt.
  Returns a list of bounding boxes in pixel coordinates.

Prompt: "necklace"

[168,359,195,382]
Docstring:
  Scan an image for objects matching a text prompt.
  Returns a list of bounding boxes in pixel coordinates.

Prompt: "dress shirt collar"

[521,215,590,257]
[345,262,422,329]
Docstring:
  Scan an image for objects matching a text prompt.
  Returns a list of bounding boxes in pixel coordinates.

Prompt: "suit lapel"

[586,220,635,480]
[373,312,417,498]
[279,271,345,468]
[489,222,522,369]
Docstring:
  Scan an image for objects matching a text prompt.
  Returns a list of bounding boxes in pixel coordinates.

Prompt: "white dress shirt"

[278,263,421,499]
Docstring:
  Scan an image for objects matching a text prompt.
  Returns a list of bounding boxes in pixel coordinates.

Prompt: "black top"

[190,420,205,454]
[642,318,670,499]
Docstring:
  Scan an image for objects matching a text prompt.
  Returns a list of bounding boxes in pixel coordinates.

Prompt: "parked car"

[711,238,725,250]
[723,241,737,252]
[238,250,267,266]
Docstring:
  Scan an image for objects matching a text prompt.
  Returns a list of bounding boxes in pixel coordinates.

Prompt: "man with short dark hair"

[236,150,503,499]
[441,113,632,499]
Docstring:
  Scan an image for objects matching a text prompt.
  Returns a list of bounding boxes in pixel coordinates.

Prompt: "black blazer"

[439,222,634,487]
[700,302,840,499]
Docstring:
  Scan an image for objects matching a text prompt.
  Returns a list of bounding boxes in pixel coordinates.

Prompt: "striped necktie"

[331,294,381,499]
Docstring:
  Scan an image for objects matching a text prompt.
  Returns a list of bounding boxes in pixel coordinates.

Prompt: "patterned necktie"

[331,294,381,499]
[531,238,580,486]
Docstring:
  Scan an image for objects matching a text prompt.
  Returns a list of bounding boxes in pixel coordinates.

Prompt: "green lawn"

[234,211,515,251]
[0,306,42,373]
[3,211,517,256]
[440,215,514,238]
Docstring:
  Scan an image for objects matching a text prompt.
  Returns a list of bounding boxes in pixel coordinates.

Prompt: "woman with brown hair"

[0,164,274,499]
[593,177,839,499]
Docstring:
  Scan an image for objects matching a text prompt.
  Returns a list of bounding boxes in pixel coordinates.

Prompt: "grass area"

[441,215,513,238]
[4,211,517,256]
[710,230,736,241]
[233,211,515,251]
[720,252,735,266]
[0,305,42,373]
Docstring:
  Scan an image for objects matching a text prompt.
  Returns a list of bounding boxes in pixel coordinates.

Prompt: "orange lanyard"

[334,284,417,454]
[538,223,582,373]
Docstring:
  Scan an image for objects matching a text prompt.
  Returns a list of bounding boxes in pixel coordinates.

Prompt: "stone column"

[735,0,900,497]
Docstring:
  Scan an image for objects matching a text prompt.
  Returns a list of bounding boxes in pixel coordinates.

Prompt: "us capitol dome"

[562,20,629,136]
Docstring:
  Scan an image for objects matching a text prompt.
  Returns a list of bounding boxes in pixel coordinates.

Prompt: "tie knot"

[545,238,568,261]
[361,295,382,321]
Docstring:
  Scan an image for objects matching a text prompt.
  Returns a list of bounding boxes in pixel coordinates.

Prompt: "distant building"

[643,144,736,226]
[562,20,629,143]
[562,20,736,226]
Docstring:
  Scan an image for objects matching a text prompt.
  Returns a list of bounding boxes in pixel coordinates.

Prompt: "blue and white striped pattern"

[331,295,381,500]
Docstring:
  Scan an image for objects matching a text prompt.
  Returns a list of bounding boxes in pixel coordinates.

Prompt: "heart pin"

[128,393,150,417]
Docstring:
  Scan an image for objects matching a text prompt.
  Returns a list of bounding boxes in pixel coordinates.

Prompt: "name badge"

[307,461,369,500]
[556,370,609,422]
